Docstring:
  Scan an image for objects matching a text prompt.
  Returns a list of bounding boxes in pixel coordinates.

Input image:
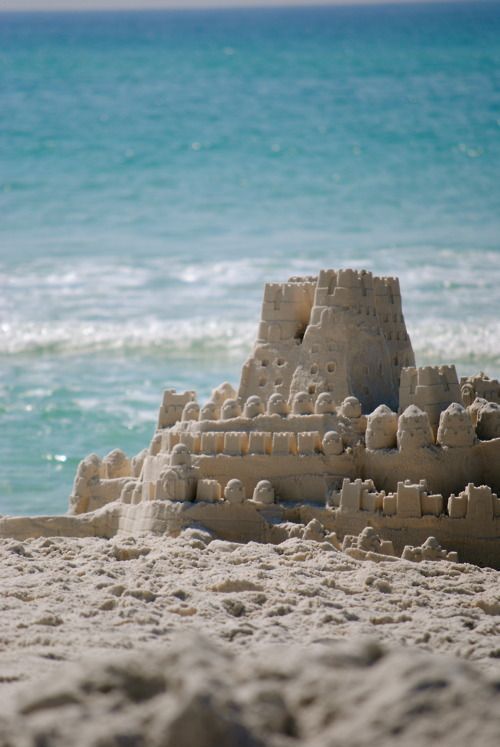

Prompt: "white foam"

[0,318,256,356]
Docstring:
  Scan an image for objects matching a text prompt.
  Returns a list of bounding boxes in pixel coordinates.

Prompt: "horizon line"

[0,0,493,16]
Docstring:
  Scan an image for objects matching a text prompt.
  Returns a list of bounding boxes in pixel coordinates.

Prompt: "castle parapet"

[271,432,297,456]
[460,372,500,407]
[297,431,321,455]
[178,432,200,454]
[196,479,222,503]
[248,432,271,455]
[223,432,248,456]
[396,479,425,518]
[158,389,196,429]
[463,483,500,522]
[200,432,224,455]
[339,477,379,513]
[314,268,376,310]
[399,366,462,430]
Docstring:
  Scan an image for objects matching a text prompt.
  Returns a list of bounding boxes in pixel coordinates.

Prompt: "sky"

[0,0,475,12]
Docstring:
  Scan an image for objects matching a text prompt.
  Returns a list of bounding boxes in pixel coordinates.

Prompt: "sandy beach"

[0,530,499,745]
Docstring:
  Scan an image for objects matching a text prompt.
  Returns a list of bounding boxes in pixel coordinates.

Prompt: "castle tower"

[399,365,463,432]
[237,277,316,405]
[238,269,415,412]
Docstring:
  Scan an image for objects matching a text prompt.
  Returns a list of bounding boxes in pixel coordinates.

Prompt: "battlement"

[461,372,500,406]
[316,268,374,289]
[448,484,500,521]
[263,281,316,305]
[158,426,345,459]
[158,389,197,429]
[287,274,318,283]
[399,365,462,428]
[314,269,377,309]
[401,365,459,388]
[373,275,401,299]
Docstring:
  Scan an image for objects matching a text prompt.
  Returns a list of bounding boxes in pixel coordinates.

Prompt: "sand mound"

[1,633,499,747]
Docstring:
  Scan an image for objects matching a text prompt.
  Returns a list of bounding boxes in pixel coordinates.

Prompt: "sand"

[0,530,499,745]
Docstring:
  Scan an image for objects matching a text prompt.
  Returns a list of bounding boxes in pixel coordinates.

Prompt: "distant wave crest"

[411,320,500,372]
[1,317,498,375]
[0,319,256,357]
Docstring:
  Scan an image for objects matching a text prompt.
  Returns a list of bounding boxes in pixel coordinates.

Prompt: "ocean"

[0,2,499,516]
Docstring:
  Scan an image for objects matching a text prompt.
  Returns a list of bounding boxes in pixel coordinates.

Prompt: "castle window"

[258,377,267,387]
[274,377,283,386]
[294,325,306,343]
[310,364,319,375]
[308,384,316,394]
[394,355,399,367]
[276,358,285,367]
[327,362,336,373]
[261,359,269,367]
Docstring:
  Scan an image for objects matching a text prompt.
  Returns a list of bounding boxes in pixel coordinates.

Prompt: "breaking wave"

[411,320,500,374]
[1,316,499,378]
[0,319,256,357]
[1,251,499,376]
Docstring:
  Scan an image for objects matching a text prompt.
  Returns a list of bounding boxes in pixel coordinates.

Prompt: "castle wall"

[193,452,358,502]
[362,444,489,498]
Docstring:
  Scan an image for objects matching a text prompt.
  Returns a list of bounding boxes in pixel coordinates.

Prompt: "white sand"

[0,531,499,745]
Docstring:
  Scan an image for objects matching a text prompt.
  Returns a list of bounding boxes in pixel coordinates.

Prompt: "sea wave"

[411,320,500,374]
[1,315,498,376]
[0,319,257,357]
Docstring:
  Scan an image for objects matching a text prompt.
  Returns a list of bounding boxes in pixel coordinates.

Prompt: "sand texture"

[0,532,499,745]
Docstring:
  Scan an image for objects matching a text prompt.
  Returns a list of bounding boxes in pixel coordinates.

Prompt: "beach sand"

[0,530,499,745]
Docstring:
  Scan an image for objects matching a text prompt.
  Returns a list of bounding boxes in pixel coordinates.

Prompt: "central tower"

[238,269,415,412]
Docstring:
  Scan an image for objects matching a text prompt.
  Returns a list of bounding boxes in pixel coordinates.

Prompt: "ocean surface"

[0,2,499,516]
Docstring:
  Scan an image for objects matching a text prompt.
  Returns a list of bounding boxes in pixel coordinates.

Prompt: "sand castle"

[1,269,499,567]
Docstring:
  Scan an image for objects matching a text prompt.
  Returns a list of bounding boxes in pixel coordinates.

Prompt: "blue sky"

[0,0,473,12]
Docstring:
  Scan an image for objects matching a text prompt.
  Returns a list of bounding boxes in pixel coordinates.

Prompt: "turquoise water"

[1,2,499,515]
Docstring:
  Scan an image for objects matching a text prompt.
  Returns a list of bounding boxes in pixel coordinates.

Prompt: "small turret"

[397,405,434,451]
[365,404,398,450]
[476,402,500,440]
[436,403,475,448]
